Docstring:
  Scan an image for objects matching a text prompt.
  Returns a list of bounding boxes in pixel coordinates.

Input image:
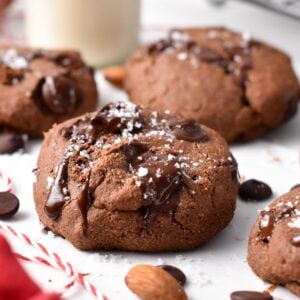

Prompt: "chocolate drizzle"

[45,158,69,219]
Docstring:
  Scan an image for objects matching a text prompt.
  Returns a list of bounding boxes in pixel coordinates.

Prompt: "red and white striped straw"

[0,223,109,300]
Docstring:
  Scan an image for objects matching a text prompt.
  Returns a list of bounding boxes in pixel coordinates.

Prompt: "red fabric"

[0,234,61,300]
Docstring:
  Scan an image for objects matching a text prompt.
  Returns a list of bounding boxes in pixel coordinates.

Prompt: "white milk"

[25,0,140,67]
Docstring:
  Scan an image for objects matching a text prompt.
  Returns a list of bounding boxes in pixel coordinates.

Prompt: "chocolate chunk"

[92,102,144,135]
[231,291,273,300]
[0,131,24,154]
[290,183,300,191]
[157,265,186,286]
[123,142,148,166]
[238,179,272,201]
[45,158,69,219]
[134,154,183,212]
[40,74,82,114]
[167,117,209,142]
[0,192,19,219]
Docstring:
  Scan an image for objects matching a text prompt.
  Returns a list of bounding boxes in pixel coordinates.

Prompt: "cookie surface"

[248,188,300,296]
[34,101,238,251]
[124,27,300,142]
[0,46,98,136]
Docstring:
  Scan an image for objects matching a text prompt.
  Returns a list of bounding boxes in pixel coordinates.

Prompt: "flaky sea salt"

[137,167,148,177]
[288,217,300,229]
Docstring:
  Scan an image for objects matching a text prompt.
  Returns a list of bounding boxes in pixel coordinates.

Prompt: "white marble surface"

[0,1,300,299]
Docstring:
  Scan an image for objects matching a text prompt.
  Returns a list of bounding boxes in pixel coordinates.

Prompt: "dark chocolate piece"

[0,192,19,219]
[231,291,273,300]
[41,74,82,114]
[238,179,272,201]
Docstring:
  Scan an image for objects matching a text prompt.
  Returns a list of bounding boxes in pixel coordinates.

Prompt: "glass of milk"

[25,0,141,67]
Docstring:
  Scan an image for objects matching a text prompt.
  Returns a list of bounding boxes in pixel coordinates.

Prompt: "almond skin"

[103,66,125,88]
[125,264,188,300]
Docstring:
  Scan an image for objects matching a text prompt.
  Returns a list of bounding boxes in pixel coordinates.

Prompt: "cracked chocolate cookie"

[0,46,98,136]
[248,188,300,296]
[124,27,300,142]
[34,101,238,251]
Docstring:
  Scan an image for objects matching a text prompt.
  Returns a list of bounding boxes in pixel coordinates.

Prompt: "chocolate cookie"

[124,27,300,142]
[248,188,300,296]
[0,46,98,136]
[34,101,238,251]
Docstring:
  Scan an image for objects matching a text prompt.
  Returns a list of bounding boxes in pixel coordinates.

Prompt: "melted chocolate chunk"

[39,74,82,114]
[238,179,272,201]
[92,102,145,135]
[0,192,19,219]
[0,131,24,154]
[167,117,209,142]
[291,235,300,247]
[77,171,93,229]
[45,158,69,219]
[157,265,186,286]
[134,154,183,214]
[259,203,295,242]
[231,291,273,300]
[123,142,148,166]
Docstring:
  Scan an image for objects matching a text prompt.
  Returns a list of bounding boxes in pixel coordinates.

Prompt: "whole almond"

[103,66,125,88]
[125,264,188,300]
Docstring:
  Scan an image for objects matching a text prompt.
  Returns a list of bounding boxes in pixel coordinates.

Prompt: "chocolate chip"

[40,74,82,114]
[231,291,273,300]
[167,117,209,142]
[290,183,300,191]
[238,179,272,201]
[157,265,186,286]
[0,131,24,154]
[0,192,19,219]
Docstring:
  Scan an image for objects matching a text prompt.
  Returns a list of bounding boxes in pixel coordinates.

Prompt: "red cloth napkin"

[0,234,61,300]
